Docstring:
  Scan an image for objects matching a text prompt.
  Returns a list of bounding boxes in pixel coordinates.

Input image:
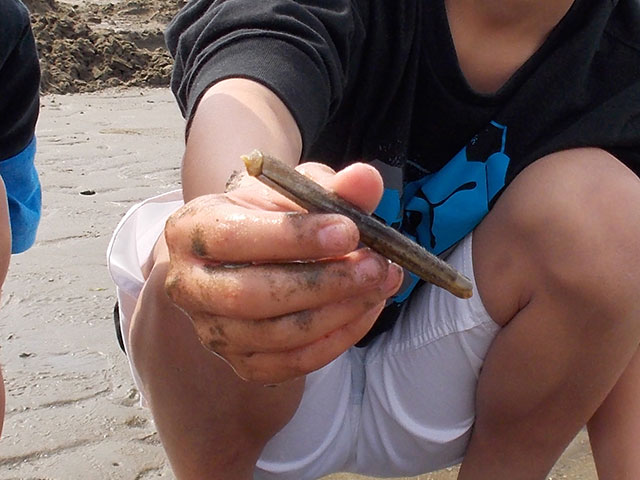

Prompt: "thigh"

[460,148,640,478]
[131,245,307,480]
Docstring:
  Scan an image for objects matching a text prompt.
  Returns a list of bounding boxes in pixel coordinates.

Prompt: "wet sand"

[0,88,597,479]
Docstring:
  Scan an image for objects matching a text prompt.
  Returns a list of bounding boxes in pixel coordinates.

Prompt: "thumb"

[329,163,384,214]
[297,162,384,214]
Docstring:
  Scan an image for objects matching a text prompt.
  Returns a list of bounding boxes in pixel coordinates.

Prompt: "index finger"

[165,201,360,263]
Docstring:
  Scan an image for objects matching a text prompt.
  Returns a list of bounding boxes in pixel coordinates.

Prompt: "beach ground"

[0,88,597,479]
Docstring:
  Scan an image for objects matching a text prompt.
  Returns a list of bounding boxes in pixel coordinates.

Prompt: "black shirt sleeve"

[164,0,366,151]
[0,0,40,161]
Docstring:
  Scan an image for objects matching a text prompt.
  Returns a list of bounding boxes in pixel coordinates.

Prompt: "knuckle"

[193,319,230,352]
[164,268,183,302]
[164,211,179,232]
[164,208,187,239]
[233,353,304,384]
[289,351,318,377]
[288,309,315,334]
[237,368,261,383]
[231,359,264,383]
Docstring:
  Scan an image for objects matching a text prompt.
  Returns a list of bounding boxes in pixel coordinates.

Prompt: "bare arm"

[152,77,402,384]
[181,78,303,200]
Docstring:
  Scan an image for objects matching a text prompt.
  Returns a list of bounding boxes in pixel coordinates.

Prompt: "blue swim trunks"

[0,136,42,254]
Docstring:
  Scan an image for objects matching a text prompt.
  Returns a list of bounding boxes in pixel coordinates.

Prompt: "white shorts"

[107,191,501,480]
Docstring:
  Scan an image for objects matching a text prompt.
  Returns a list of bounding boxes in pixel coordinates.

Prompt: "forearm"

[182,78,303,201]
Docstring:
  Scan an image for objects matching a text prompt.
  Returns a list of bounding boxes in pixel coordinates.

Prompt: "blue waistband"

[0,136,42,254]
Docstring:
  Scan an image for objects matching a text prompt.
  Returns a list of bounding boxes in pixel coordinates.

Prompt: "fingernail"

[318,222,352,252]
[355,256,386,284]
[383,264,404,295]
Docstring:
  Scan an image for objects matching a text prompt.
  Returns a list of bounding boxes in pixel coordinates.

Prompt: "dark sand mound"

[24,0,184,94]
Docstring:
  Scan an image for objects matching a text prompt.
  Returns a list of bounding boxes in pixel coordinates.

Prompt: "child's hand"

[163,162,403,384]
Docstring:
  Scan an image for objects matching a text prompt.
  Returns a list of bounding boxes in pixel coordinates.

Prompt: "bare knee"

[474,147,640,329]
[461,149,640,478]
[471,146,640,450]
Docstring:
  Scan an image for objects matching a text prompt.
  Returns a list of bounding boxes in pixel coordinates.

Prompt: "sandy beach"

[0,0,601,477]
[0,88,181,479]
[0,88,599,480]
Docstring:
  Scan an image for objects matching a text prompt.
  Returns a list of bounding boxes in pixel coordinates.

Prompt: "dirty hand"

[164,162,403,384]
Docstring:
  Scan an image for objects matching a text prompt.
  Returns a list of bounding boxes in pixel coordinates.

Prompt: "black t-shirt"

[166,0,640,343]
[0,0,40,161]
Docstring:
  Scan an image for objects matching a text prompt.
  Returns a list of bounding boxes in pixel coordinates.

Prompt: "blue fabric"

[374,121,511,305]
[402,123,510,256]
[0,136,41,253]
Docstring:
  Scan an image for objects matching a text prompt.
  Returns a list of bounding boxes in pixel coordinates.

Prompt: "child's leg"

[588,347,640,479]
[127,238,305,480]
[459,148,640,479]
